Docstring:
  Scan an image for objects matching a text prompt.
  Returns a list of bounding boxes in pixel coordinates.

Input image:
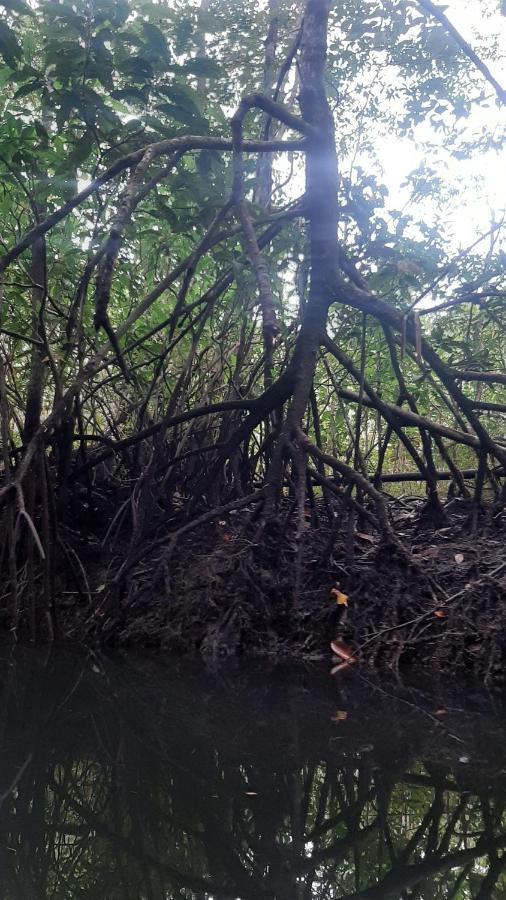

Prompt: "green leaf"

[68,131,95,166]
[0,20,22,68]
[111,0,130,26]
[119,56,154,81]
[90,59,114,91]
[55,91,78,130]
[142,114,177,138]
[14,79,43,99]
[156,103,197,126]
[174,18,194,53]
[142,22,169,57]
[34,120,50,147]
[42,0,85,32]
[111,87,148,106]
[8,63,38,81]
[183,57,223,79]
[93,0,129,27]
[149,202,179,228]
[157,82,202,117]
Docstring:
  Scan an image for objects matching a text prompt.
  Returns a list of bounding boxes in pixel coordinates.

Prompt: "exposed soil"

[50,493,506,679]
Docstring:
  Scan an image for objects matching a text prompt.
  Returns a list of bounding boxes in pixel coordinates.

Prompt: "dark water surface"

[0,649,505,899]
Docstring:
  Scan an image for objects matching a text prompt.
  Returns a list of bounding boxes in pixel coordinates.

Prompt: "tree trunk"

[254,0,280,209]
[23,236,46,444]
[285,0,339,429]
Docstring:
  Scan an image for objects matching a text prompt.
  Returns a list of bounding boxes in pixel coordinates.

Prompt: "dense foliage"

[0,0,504,642]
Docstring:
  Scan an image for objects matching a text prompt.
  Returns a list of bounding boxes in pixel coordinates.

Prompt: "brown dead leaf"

[356,532,375,543]
[415,546,439,559]
[330,639,356,661]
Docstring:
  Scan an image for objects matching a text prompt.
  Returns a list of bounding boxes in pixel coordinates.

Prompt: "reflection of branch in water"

[340,833,506,900]
[0,656,505,899]
[0,752,33,808]
[48,775,235,898]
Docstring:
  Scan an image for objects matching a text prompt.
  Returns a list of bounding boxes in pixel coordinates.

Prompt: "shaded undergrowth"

[51,493,506,678]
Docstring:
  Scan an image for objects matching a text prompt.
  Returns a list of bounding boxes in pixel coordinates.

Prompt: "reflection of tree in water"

[0,652,505,899]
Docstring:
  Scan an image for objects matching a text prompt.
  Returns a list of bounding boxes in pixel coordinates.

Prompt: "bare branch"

[417,0,506,104]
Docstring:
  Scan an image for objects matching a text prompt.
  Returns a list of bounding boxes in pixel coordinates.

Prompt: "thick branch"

[330,277,506,468]
[417,0,506,104]
[334,385,482,450]
[453,370,506,387]
[0,136,305,274]
[232,93,318,139]
[380,467,504,483]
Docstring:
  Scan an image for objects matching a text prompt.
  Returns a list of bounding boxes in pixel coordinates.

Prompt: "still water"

[0,648,505,899]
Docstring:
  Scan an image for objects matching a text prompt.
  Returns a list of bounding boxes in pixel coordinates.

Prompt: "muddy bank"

[39,495,505,679]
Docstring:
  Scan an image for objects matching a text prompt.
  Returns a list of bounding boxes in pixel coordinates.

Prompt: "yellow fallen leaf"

[331,587,349,606]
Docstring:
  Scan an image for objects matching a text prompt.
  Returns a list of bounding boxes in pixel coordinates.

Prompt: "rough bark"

[22,236,46,444]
